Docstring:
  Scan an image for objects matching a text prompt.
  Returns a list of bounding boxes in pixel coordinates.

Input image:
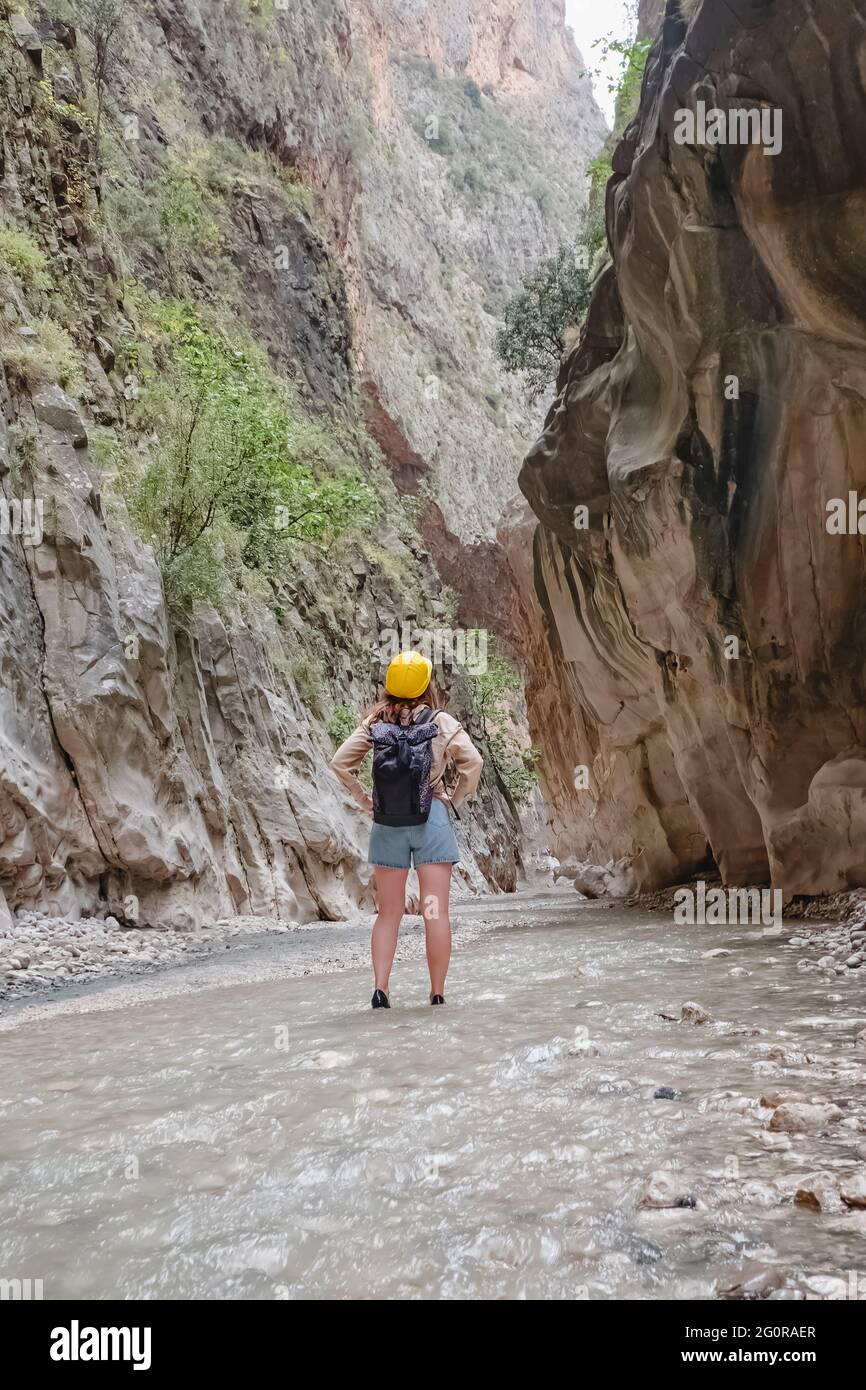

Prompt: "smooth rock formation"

[515,0,866,894]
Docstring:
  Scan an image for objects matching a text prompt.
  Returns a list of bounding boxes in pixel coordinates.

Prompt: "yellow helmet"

[385,650,433,699]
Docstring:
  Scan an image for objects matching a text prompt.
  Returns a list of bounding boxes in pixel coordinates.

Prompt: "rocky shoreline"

[3,882,865,1021]
[631,885,866,981]
[0,910,308,1013]
[0,887,560,1023]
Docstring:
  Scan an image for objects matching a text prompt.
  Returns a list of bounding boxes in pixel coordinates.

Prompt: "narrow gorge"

[2,0,866,1316]
[2,0,865,942]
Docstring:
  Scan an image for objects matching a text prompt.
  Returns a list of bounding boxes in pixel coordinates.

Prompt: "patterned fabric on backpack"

[370,709,440,827]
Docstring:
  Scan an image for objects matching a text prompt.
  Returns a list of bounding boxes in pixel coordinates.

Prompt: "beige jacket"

[330,707,483,812]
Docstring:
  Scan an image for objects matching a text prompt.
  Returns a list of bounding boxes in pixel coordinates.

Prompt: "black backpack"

[370,708,440,826]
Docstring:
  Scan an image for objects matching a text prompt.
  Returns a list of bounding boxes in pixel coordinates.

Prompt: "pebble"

[760,1089,808,1109]
[638,1170,698,1209]
[764,1045,814,1065]
[759,1131,792,1151]
[794,1175,845,1213]
[717,1262,786,1300]
[840,1175,866,1208]
[681,1001,710,1025]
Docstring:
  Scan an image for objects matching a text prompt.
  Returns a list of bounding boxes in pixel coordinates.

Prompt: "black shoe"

[430,994,446,1006]
[372,989,390,1009]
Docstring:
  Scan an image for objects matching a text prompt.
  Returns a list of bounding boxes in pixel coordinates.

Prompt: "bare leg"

[371,867,409,995]
[417,862,453,997]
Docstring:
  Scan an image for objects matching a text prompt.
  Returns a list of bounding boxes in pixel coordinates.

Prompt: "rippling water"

[1,895,864,1299]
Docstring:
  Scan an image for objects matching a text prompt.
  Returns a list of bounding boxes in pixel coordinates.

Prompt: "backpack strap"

[428,715,461,770]
[426,715,465,820]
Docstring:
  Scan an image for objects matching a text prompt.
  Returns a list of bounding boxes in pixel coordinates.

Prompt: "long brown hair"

[363,680,445,726]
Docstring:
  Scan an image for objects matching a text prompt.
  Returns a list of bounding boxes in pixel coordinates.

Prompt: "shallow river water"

[1,894,865,1300]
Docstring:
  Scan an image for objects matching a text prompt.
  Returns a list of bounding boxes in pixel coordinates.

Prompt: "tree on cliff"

[494,245,592,402]
[79,0,126,157]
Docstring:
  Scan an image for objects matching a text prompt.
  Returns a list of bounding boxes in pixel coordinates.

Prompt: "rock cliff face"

[637,0,666,38]
[0,1,603,926]
[347,0,605,540]
[517,0,866,895]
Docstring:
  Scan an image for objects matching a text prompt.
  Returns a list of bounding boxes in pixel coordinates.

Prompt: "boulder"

[0,888,13,934]
[794,1175,844,1212]
[10,14,42,65]
[32,385,87,444]
[760,1089,808,1110]
[165,906,201,934]
[559,854,641,898]
[52,66,80,104]
[768,1102,843,1134]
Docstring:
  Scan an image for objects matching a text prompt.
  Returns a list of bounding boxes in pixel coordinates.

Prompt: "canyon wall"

[516,0,866,895]
[346,0,605,540]
[0,1,603,925]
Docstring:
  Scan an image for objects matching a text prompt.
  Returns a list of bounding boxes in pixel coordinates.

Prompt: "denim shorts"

[368,798,460,869]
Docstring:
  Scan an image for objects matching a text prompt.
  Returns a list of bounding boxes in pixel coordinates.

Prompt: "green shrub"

[122,300,381,616]
[0,227,51,293]
[327,704,357,747]
[327,703,371,786]
[452,162,486,196]
[105,157,223,288]
[157,163,222,283]
[588,154,612,204]
[0,316,83,391]
[414,113,452,155]
[467,643,539,806]
[288,650,326,714]
[196,134,314,218]
[273,168,314,218]
[584,155,612,265]
[588,33,652,135]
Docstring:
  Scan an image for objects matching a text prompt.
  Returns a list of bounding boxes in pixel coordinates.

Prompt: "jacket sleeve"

[440,717,484,809]
[329,723,373,807]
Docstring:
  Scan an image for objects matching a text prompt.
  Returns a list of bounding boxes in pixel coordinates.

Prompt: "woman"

[330,650,483,1009]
